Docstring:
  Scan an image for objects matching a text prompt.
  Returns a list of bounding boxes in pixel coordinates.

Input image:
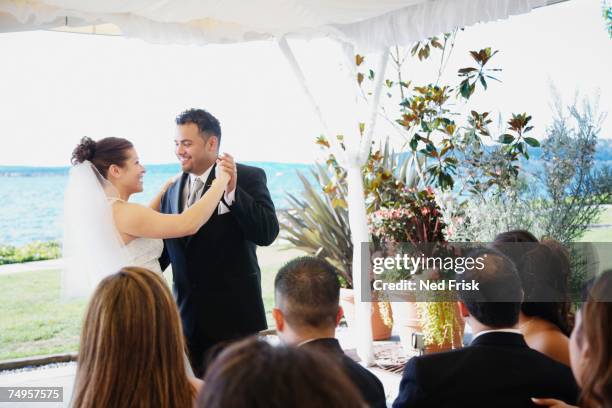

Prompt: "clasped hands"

[216,153,237,194]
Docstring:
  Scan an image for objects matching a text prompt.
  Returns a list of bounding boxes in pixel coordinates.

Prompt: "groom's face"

[175,123,217,175]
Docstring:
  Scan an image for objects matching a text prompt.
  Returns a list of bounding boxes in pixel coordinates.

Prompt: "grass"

[594,206,612,225]
[579,227,612,242]
[0,269,86,360]
[0,246,302,361]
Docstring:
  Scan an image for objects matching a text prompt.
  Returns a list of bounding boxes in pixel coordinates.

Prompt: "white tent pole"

[277,36,347,165]
[346,49,389,366]
[277,37,330,133]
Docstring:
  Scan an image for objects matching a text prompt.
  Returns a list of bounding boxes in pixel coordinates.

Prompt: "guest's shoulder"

[525,329,570,366]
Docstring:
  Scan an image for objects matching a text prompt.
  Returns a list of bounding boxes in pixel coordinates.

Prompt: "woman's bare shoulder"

[525,328,570,365]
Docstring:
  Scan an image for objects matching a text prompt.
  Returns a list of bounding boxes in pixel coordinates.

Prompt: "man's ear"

[207,134,219,152]
[272,308,284,332]
[335,305,344,327]
[458,301,470,318]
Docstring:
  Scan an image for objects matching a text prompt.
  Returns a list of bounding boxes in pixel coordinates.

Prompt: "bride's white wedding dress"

[125,237,164,274]
[63,161,194,376]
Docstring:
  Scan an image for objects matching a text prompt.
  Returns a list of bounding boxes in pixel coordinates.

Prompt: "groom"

[160,108,279,376]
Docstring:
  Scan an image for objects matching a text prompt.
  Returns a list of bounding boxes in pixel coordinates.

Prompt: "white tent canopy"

[0,0,561,51]
[0,0,565,364]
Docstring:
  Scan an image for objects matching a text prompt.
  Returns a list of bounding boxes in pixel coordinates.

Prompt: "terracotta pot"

[390,300,421,355]
[339,288,393,341]
[390,299,464,356]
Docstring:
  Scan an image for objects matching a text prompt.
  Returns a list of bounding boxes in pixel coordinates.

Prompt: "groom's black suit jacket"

[160,163,278,363]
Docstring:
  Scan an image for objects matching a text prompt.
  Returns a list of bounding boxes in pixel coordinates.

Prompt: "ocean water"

[0,162,313,246]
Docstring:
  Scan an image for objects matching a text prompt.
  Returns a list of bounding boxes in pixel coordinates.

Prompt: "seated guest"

[196,336,365,408]
[272,256,387,408]
[71,267,202,408]
[494,233,573,365]
[532,270,612,408]
[494,229,539,244]
[393,248,578,408]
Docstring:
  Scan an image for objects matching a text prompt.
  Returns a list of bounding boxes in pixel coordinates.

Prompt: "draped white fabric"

[0,0,547,50]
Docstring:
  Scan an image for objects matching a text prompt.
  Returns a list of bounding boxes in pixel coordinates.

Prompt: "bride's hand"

[161,174,180,194]
[215,158,232,185]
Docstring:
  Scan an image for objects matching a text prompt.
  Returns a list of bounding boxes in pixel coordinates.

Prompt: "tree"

[539,92,611,243]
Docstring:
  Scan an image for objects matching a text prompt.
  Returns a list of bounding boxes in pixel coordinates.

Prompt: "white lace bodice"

[125,237,164,274]
[108,198,164,274]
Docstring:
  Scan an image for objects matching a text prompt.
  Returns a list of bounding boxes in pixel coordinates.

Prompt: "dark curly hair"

[176,109,222,144]
[71,136,134,178]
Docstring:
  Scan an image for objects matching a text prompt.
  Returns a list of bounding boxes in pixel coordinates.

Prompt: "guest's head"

[196,337,365,408]
[570,270,612,408]
[71,136,145,195]
[273,256,342,345]
[520,240,572,335]
[492,229,539,267]
[494,229,539,244]
[457,248,523,331]
[175,108,221,175]
[72,267,196,408]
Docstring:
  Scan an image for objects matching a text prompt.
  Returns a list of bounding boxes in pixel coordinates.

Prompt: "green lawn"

[0,246,303,361]
[579,227,612,242]
[594,206,612,225]
[0,269,86,360]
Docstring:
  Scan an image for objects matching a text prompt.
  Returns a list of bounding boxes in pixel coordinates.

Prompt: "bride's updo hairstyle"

[71,136,134,178]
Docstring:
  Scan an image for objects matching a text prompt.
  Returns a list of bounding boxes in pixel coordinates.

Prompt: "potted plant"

[369,188,463,355]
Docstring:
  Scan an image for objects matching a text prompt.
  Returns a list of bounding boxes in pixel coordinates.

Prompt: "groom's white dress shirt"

[183,164,235,214]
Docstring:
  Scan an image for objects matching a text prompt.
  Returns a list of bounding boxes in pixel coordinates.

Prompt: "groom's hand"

[218,153,237,193]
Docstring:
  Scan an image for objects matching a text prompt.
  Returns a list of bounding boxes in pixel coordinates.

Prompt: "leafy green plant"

[0,241,61,265]
[356,43,537,195]
[280,164,353,286]
[538,94,611,243]
[417,301,462,348]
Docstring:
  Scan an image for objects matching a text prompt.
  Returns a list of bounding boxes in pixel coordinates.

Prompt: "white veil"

[62,161,130,299]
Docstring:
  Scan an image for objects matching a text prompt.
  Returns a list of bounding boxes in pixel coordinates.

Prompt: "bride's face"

[113,148,146,194]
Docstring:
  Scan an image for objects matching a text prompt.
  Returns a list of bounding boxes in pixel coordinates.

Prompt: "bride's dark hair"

[71,136,134,178]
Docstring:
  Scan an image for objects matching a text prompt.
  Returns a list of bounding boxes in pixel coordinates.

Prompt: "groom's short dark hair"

[176,108,222,143]
[275,256,340,329]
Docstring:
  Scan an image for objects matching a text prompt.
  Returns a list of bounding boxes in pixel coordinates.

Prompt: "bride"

[62,136,231,298]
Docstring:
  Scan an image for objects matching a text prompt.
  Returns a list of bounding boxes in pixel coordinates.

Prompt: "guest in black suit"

[272,256,387,408]
[392,248,579,408]
[160,109,279,377]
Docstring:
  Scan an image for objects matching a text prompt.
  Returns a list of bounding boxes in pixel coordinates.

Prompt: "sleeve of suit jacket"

[230,166,279,246]
[392,358,426,408]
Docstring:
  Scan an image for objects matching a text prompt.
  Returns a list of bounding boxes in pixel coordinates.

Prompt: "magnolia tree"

[282,31,539,278]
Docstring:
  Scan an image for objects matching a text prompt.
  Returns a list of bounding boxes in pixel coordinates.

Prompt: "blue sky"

[0,0,609,166]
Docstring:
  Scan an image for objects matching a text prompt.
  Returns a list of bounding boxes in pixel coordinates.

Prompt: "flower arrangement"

[369,188,447,245]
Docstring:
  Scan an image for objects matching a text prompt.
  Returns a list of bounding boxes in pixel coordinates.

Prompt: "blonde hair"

[72,267,195,408]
